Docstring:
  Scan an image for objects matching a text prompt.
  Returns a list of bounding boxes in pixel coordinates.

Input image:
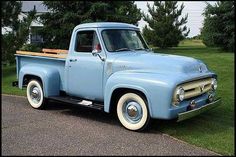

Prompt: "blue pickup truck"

[14,22,221,131]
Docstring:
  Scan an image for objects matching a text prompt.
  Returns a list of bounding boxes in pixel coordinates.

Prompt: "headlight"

[211,78,217,90]
[176,87,185,101]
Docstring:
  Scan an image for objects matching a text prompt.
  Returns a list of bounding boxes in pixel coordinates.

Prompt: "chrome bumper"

[177,98,221,122]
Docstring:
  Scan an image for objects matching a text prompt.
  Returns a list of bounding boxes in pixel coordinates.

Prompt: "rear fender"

[19,65,60,97]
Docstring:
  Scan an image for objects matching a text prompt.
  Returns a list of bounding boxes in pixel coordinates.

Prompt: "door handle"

[69,59,77,62]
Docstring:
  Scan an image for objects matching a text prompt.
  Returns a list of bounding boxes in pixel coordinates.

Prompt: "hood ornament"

[200,84,205,92]
[199,65,203,73]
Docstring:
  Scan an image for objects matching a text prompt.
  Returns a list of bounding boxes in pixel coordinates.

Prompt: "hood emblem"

[199,65,203,73]
[200,84,205,92]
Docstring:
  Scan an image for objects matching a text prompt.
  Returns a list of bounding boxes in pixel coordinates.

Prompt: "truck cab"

[14,22,221,131]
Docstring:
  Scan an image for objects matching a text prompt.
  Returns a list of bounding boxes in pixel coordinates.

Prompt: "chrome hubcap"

[30,86,41,103]
[123,101,143,124]
[127,105,138,117]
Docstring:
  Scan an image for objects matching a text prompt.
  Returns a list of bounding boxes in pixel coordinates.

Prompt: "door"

[67,29,105,101]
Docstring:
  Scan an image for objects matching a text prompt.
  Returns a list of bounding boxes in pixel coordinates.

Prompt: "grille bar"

[173,77,213,102]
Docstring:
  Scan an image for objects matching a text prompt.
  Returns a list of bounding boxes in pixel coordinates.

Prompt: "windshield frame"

[101,29,150,53]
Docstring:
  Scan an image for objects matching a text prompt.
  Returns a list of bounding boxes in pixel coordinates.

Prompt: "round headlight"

[176,87,185,101]
[211,78,217,90]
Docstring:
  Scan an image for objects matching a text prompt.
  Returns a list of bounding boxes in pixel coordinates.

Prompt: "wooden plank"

[42,48,68,54]
[16,51,67,59]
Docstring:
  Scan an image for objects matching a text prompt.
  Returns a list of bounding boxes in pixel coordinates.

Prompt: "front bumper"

[177,98,221,122]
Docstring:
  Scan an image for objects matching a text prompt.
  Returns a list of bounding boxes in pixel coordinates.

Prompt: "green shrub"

[2,33,17,64]
[20,43,42,52]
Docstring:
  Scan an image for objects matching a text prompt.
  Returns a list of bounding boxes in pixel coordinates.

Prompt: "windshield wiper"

[115,48,134,52]
[134,48,145,50]
[135,48,152,51]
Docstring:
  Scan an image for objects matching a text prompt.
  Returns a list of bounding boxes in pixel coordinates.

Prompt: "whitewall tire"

[117,93,150,131]
[26,80,45,109]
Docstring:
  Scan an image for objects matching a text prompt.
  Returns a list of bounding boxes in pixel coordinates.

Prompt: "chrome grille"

[173,77,213,103]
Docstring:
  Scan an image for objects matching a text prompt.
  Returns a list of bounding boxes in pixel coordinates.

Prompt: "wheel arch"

[19,65,60,97]
[105,85,153,117]
[109,87,148,113]
[23,74,43,87]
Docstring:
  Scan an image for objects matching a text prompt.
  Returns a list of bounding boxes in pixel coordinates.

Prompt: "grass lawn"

[2,39,234,155]
[152,39,234,155]
[2,65,26,96]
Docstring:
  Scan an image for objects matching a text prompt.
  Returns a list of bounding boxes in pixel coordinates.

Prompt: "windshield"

[101,29,149,52]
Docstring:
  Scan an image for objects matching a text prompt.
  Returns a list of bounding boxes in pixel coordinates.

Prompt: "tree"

[1,1,21,28]
[201,1,234,51]
[142,1,190,48]
[189,34,202,40]
[1,1,21,63]
[1,1,36,64]
[142,25,154,46]
[39,1,141,49]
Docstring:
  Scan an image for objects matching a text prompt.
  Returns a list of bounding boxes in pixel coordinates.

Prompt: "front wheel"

[117,93,150,131]
[26,79,46,109]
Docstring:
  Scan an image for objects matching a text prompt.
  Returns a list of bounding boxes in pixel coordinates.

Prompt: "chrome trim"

[211,78,217,90]
[123,101,143,124]
[177,98,221,122]
[173,77,213,103]
[176,87,185,102]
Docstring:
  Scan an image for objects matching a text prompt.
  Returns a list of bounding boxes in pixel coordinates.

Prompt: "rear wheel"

[117,93,150,131]
[26,79,46,109]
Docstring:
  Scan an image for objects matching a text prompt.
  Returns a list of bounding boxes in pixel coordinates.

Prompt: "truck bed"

[15,49,67,91]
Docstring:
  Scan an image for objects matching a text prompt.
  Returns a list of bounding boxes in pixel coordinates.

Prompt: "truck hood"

[110,51,209,74]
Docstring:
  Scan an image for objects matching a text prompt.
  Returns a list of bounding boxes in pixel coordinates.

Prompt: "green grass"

[2,39,234,155]
[152,39,234,156]
[2,65,26,96]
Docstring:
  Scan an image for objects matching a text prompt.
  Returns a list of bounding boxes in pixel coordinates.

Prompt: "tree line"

[201,1,234,52]
[1,1,234,64]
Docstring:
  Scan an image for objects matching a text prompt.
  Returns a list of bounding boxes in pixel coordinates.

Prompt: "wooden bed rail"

[42,48,68,54]
[16,48,68,59]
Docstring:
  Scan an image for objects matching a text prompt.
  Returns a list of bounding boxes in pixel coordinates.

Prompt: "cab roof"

[74,22,139,30]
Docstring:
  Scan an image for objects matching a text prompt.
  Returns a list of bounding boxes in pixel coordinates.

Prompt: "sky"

[21,1,217,37]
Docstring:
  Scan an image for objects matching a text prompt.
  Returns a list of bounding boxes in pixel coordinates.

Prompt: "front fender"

[19,65,60,97]
[104,69,217,119]
[104,71,175,118]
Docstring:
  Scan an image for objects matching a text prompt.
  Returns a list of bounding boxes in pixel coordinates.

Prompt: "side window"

[75,31,101,53]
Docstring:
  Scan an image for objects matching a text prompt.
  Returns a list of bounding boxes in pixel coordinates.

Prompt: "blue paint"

[15,22,218,120]
[16,55,65,97]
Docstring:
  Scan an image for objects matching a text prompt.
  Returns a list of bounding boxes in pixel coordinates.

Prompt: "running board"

[48,96,104,110]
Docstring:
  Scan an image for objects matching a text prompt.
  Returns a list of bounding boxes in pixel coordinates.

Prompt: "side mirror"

[92,44,101,56]
[92,44,104,61]
[92,49,100,56]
